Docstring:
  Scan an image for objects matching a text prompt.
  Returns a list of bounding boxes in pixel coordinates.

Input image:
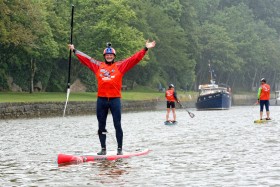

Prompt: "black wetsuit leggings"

[96,97,123,149]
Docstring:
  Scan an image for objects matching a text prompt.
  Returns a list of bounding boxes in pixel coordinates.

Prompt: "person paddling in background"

[165,84,180,123]
[257,78,271,120]
[68,40,156,155]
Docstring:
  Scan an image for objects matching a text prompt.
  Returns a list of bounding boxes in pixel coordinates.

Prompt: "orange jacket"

[165,89,176,102]
[75,49,147,97]
[258,83,270,100]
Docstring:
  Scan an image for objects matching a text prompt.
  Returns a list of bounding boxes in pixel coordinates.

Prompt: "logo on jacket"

[100,69,115,80]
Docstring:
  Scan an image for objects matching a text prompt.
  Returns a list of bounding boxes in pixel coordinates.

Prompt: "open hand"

[146,40,156,49]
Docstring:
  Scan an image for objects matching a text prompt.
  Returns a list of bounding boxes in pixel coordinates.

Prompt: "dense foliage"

[1,0,280,92]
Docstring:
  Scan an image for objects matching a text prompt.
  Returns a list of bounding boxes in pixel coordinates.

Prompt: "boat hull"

[196,92,231,110]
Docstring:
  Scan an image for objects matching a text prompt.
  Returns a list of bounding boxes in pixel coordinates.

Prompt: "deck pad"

[164,121,178,125]
[254,119,272,124]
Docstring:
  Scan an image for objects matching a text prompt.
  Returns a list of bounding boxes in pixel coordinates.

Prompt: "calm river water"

[1,106,280,187]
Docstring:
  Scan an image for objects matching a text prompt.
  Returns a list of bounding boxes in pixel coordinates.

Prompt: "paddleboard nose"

[57,154,83,165]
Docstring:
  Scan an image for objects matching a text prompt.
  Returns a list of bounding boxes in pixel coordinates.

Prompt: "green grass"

[0,91,166,103]
[0,84,199,103]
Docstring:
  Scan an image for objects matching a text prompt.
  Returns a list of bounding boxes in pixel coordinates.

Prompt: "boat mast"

[208,62,215,84]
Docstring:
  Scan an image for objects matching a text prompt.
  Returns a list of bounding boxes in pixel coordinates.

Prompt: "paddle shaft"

[67,5,74,88]
[63,5,74,117]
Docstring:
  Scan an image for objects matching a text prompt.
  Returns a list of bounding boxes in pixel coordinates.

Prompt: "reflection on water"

[1,106,280,186]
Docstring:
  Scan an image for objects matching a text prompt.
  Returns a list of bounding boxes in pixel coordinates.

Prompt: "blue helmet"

[103,42,116,56]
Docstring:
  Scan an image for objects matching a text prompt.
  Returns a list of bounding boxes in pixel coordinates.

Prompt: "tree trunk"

[273,69,279,91]
[251,68,257,91]
[29,58,35,94]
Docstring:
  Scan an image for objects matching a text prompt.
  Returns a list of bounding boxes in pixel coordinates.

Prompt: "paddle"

[178,102,195,118]
[63,5,75,117]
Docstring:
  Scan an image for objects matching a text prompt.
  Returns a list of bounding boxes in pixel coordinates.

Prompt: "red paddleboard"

[57,149,150,165]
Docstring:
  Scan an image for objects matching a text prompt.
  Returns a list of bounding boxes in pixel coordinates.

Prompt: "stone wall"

[0,100,158,119]
[232,94,256,105]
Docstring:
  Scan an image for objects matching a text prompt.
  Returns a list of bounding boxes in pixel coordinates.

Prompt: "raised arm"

[117,40,156,74]
[68,44,101,73]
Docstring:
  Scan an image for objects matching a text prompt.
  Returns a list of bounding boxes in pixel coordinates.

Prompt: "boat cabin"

[198,84,230,96]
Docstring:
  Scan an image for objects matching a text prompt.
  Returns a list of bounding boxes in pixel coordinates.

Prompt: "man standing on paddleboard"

[165,84,180,123]
[68,40,156,155]
[257,78,271,120]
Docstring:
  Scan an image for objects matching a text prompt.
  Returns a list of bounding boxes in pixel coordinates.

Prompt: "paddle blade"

[188,111,195,118]
[63,88,71,117]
